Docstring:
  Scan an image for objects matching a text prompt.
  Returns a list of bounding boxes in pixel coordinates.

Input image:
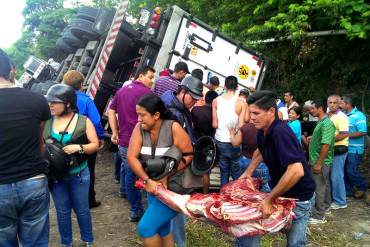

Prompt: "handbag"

[334,145,348,155]
[45,113,78,179]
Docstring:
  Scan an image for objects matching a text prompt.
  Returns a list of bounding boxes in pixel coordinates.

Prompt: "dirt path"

[48,150,370,246]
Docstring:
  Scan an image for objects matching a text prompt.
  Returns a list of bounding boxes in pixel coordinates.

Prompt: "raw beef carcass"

[135,178,296,237]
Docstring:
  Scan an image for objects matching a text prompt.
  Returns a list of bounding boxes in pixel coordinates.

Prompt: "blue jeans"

[138,194,178,238]
[239,156,271,193]
[119,146,143,216]
[50,167,93,245]
[0,176,49,247]
[171,214,186,247]
[114,152,122,182]
[235,198,313,247]
[345,152,367,193]
[331,153,347,206]
[216,141,242,187]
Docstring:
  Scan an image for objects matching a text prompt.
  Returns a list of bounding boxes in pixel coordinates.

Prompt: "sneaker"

[309,217,327,225]
[89,200,101,209]
[118,192,127,198]
[329,203,347,210]
[78,242,96,247]
[354,191,365,199]
[130,212,143,222]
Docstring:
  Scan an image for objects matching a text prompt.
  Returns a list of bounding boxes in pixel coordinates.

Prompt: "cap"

[174,61,189,74]
[180,76,203,100]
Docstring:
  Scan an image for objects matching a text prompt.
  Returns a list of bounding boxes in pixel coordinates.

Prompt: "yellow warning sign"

[238,65,249,79]
[191,46,198,56]
[251,69,256,77]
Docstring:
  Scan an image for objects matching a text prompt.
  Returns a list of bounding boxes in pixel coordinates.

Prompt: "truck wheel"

[62,28,86,48]
[79,65,89,75]
[70,18,100,41]
[56,38,76,54]
[76,6,99,22]
[83,56,93,66]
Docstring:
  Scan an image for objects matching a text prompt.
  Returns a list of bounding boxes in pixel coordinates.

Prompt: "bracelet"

[79,144,84,154]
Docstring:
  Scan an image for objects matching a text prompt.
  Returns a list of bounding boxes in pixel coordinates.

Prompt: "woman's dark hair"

[289,106,302,119]
[137,93,171,119]
[224,76,238,90]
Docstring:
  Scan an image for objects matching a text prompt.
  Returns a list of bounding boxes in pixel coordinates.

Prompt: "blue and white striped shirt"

[347,107,367,154]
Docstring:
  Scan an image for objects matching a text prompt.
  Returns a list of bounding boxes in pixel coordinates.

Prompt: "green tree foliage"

[6,0,76,76]
[130,0,369,112]
[22,0,76,59]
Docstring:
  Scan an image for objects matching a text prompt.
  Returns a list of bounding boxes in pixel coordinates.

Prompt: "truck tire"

[70,18,100,41]
[62,28,86,48]
[79,65,89,75]
[83,56,93,66]
[76,6,99,22]
[56,38,76,54]
[72,61,80,68]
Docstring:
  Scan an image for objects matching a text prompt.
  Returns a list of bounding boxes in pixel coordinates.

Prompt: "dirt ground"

[48,149,370,247]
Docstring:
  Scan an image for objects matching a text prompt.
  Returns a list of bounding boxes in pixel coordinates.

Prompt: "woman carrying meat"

[127,93,193,247]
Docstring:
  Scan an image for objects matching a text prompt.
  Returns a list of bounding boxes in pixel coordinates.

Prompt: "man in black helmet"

[160,75,203,247]
[0,49,51,246]
[161,76,203,143]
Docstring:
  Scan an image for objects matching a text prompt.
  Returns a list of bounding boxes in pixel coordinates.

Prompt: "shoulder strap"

[60,113,76,143]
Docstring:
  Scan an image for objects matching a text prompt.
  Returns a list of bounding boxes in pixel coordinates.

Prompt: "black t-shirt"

[257,120,315,201]
[0,88,51,184]
[191,104,214,140]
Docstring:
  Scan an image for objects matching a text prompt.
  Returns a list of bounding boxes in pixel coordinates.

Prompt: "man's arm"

[39,122,46,156]
[348,132,367,138]
[229,125,242,147]
[108,109,119,145]
[236,99,245,128]
[267,163,304,200]
[212,99,218,129]
[313,144,329,174]
[335,132,348,141]
[259,162,304,218]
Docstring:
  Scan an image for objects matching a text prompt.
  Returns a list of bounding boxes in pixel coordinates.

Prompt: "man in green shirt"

[308,99,335,224]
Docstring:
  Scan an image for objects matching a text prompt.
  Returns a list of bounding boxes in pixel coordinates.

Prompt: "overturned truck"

[21,1,267,119]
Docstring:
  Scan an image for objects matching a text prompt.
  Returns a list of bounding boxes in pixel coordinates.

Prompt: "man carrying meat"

[237,90,316,247]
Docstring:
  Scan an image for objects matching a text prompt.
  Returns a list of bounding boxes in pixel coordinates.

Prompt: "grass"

[186,219,359,247]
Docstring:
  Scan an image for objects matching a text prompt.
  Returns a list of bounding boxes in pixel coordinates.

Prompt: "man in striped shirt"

[153,61,189,96]
[341,96,368,199]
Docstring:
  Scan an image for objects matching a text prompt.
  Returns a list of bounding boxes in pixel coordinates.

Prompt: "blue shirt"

[288,120,302,143]
[347,107,367,154]
[160,90,196,143]
[257,120,315,201]
[76,91,104,140]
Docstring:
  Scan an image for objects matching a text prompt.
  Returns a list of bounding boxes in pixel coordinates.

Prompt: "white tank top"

[215,95,239,142]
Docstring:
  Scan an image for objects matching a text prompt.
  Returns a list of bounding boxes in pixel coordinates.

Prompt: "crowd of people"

[0,47,369,247]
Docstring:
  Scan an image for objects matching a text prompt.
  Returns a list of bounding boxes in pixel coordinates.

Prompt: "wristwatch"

[79,144,84,154]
